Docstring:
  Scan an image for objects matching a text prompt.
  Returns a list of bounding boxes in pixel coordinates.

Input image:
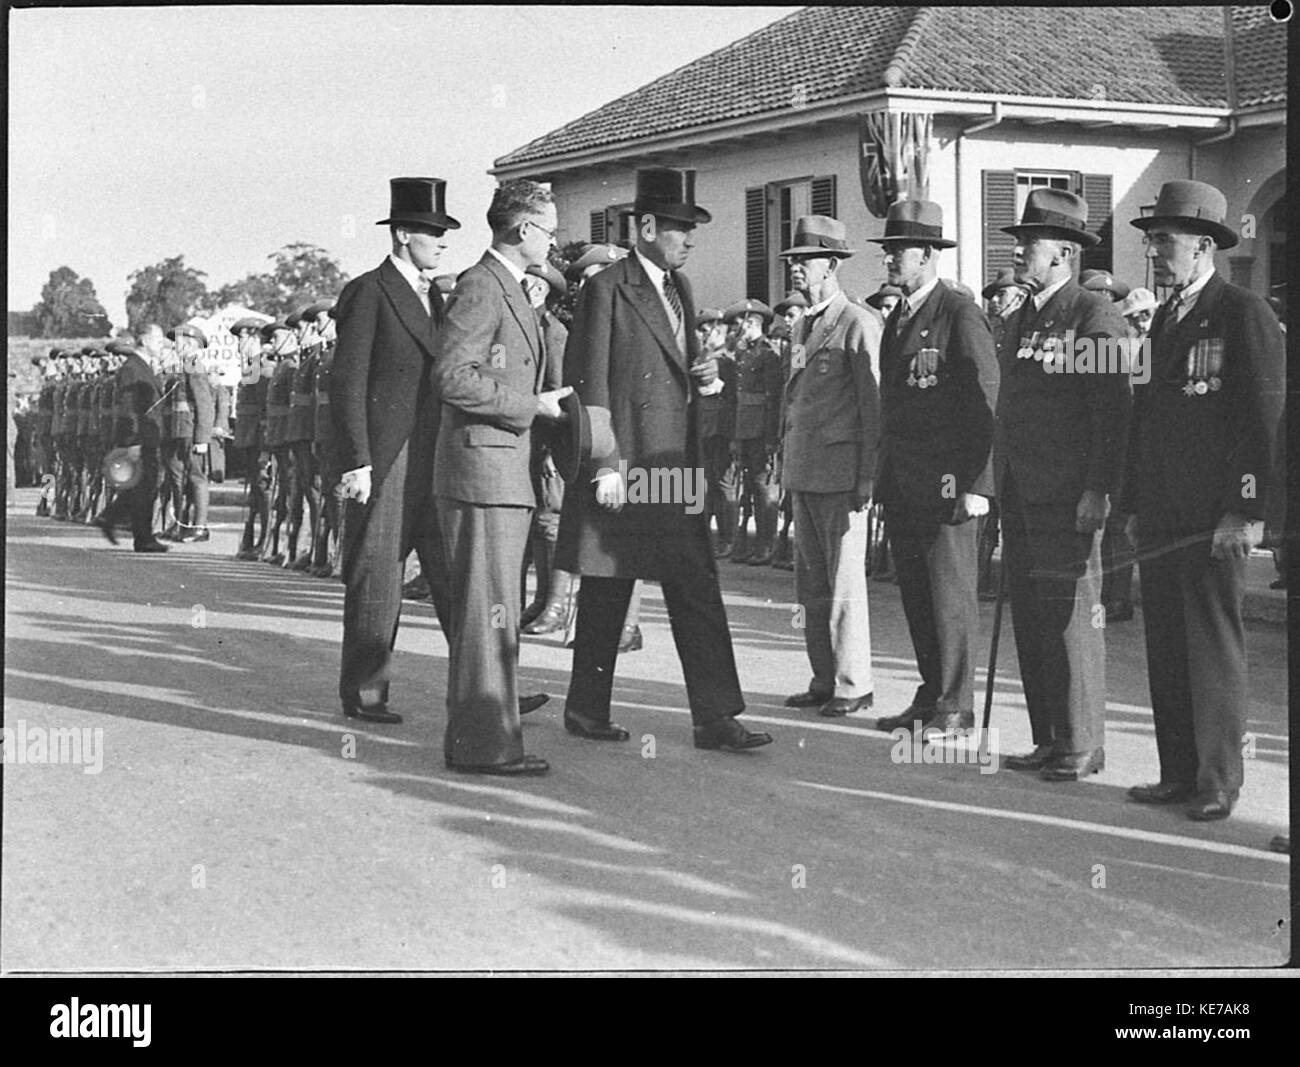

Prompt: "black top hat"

[1003,188,1100,247]
[1129,179,1238,250]
[634,168,711,226]
[376,177,462,231]
[868,200,956,249]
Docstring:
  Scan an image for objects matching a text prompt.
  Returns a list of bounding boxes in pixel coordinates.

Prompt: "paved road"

[3,491,1289,971]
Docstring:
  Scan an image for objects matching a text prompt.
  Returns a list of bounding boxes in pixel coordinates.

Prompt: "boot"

[747,494,778,565]
[714,500,738,559]
[520,535,554,629]
[524,569,571,635]
[730,514,752,563]
[773,525,795,571]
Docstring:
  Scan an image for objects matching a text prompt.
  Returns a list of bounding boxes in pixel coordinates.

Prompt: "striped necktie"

[663,273,684,323]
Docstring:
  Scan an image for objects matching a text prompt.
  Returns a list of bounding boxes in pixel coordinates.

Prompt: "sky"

[8,5,800,327]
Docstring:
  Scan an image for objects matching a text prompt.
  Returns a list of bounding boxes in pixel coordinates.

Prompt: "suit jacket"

[877,281,999,516]
[1119,272,1283,534]
[994,278,1130,505]
[330,257,445,483]
[431,252,545,507]
[780,290,881,494]
[112,352,162,449]
[556,250,707,577]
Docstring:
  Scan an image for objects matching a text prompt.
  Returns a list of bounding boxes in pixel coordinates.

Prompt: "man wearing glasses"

[432,179,572,776]
[331,177,460,726]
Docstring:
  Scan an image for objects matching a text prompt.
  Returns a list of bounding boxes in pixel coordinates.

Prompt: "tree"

[30,266,112,338]
[214,243,349,318]
[125,255,210,334]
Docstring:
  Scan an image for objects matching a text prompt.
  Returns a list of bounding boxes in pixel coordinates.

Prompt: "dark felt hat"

[1129,179,1238,250]
[634,167,711,226]
[1003,188,1100,247]
[376,176,461,230]
[551,392,618,484]
[868,199,956,249]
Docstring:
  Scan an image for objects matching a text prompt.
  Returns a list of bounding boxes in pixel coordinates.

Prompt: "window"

[746,175,836,304]
[590,203,637,248]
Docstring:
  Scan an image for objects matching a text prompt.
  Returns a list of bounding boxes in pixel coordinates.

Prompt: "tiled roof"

[495,5,1286,170]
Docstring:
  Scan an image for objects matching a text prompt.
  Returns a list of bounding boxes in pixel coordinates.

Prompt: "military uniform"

[694,309,738,559]
[727,300,783,565]
[285,322,319,568]
[310,324,341,575]
[158,337,214,540]
[263,339,298,562]
[232,332,273,560]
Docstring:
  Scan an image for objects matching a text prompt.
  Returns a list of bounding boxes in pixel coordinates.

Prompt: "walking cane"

[981,558,1009,732]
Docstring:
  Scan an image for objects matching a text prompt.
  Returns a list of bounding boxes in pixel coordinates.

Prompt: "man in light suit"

[556,167,773,753]
[869,201,998,736]
[779,215,881,718]
[995,188,1130,781]
[1121,181,1284,820]
[433,180,572,776]
[331,177,460,725]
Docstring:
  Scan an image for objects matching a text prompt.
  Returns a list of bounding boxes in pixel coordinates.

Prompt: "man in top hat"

[725,298,783,565]
[96,339,168,552]
[1120,180,1284,820]
[778,214,881,717]
[331,177,460,725]
[556,166,773,753]
[431,179,572,776]
[868,200,999,737]
[158,324,215,543]
[995,188,1130,780]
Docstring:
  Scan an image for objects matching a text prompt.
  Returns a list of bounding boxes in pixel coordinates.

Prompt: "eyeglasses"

[525,219,558,240]
[1141,233,1181,248]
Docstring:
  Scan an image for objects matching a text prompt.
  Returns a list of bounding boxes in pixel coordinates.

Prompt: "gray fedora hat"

[1129,179,1238,250]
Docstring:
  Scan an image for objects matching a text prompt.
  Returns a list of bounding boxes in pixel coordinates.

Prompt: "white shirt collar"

[634,248,667,290]
[1033,275,1071,310]
[1174,266,1216,304]
[904,275,941,315]
[805,291,837,318]
[487,246,527,285]
[388,252,428,296]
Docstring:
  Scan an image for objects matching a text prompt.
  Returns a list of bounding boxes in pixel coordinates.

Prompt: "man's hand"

[1211,512,1264,561]
[594,468,625,512]
[952,492,989,524]
[690,357,719,386]
[536,386,573,421]
[1075,489,1109,534]
[339,466,372,506]
[852,478,874,512]
[192,442,208,455]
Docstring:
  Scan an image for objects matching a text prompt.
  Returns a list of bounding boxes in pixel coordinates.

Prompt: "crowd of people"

[12,170,1285,825]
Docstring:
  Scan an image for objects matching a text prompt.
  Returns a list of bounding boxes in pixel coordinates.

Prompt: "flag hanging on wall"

[859,111,933,218]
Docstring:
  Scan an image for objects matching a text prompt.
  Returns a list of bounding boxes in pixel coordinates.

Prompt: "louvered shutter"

[811,175,837,219]
[746,186,768,303]
[1078,173,1113,275]
[982,170,1017,291]
[590,209,607,244]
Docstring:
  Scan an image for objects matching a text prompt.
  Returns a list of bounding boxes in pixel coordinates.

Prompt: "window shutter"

[982,170,1017,291]
[746,186,768,303]
[590,209,607,244]
[1078,173,1113,275]
[811,175,837,219]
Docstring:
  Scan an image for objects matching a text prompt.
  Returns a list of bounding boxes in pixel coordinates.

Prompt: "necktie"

[663,273,684,324]
[894,300,911,335]
[417,276,432,296]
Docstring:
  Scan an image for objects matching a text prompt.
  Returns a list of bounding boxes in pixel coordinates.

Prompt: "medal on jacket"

[1017,331,1039,360]
[908,347,940,389]
[1184,337,1224,395]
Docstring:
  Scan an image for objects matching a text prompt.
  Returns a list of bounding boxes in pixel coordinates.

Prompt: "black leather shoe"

[1186,791,1235,821]
[819,693,873,717]
[449,755,550,777]
[1128,781,1195,805]
[1040,748,1105,781]
[784,689,832,708]
[1004,743,1055,771]
[177,526,210,543]
[518,693,549,716]
[694,716,773,751]
[564,711,630,742]
[94,516,119,545]
[874,706,938,732]
[133,540,170,553]
[918,710,975,736]
[343,703,402,724]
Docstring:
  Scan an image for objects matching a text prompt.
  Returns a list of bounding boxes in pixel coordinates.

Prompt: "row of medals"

[906,347,940,389]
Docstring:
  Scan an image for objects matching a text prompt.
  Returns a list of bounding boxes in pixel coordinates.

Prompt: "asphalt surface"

[3,490,1290,972]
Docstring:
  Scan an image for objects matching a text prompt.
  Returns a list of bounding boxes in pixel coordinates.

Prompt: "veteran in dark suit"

[1121,181,1284,821]
[869,201,998,736]
[778,215,881,718]
[556,167,773,752]
[96,340,168,552]
[994,189,1130,781]
[331,177,459,724]
[432,179,571,776]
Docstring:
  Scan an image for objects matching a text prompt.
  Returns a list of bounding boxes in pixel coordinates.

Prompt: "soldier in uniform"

[771,293,807,572]
[994,188,1130,781]
[231,317,273,560]
[284,305,321,569]
[262,318,299,563]
[726,298,783,566]
[305,301,342,578]
[160,324,214,542]
[52,353,80,521]
[79,351,110,522]
[34,350,60,515]
[1121,180,1284,821]
[867,201,999,736]
[1080,268,1130,303]
[72,349,100,521]
[693,307,738,559]
[779,215,881,718]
